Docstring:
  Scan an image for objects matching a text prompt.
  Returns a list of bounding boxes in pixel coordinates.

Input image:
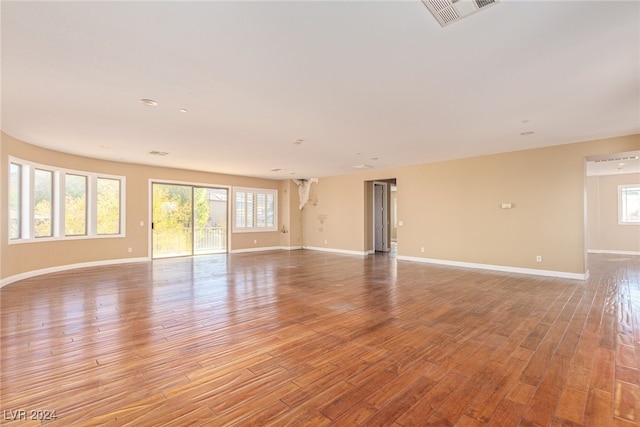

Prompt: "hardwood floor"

[1,251,639,426]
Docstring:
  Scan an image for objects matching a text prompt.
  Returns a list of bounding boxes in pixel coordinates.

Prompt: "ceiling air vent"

[422,0,499,27]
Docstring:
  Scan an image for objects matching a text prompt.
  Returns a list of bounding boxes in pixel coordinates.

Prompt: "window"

[619,185,640,224]
[97,177,121,235]
[233,187,277,232]
[65,174,87,236]
[7,157,126,243]
[34,169,54,238]
[9,163,21,239]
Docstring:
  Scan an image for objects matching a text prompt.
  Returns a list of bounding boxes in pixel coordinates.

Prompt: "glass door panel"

[152,183,193,258]
[194,187,228,254]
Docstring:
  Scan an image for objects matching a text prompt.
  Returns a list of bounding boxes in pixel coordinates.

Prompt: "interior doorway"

[152,182,228,259]
[374,182,387,252]
[585,150,640,262]
[370,179,396,253]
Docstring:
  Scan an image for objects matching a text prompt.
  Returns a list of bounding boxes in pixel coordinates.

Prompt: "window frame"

[7,156,126,244]
[618,184,640,225]
[232,187,277,233]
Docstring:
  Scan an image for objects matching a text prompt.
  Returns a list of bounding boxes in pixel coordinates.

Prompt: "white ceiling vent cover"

[422,0,499,27]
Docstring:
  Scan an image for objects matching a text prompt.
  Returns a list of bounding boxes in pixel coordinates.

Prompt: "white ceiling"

[2,1,639,179]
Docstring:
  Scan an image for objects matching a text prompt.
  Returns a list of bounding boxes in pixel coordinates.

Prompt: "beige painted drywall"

[278,179,303,249]
[302,134,639,275]
[1,132,289,281]
[587,173,640,253]
[3,132,639,281]
[301,175,366,252]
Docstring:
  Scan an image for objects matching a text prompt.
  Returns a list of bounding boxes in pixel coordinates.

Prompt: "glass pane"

[97,178,121,234]
[194,187,227,254]
[266,193,275,227]
[235,192,246,228]
[246,192,254,228]
[256,193,266,227]
[622,186,640,223]
[34,169,53,237]
[65,174,87,236]
[9,163,21,239]
[152,183,193,258]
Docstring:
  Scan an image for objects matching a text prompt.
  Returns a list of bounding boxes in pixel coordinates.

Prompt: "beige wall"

[278,179,303,249]
[302,134,639,276]
[587,172,640,253]
[301,175,367,253]
[1,132,291,282]
[3,131,639,282]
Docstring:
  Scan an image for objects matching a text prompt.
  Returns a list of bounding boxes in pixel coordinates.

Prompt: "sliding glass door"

[193,187,227,255]
[152,183,227,259]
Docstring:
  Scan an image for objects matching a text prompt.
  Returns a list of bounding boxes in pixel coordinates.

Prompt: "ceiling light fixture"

[293,139,304,145]
[179,108,188,113]
[353,164,373,169]
[148,151,169,156]
[140,99,158,107]
[520,131,534,136]
[422,0,499,27]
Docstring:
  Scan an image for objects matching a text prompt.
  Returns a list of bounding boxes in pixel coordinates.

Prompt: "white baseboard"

[396,255,587,280]
[231,246,292,254]
[1,257,150,288]
[587,249,640,256]
[303,246,368,256]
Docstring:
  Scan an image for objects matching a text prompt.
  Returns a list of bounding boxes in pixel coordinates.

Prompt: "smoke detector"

[422,0,499,27]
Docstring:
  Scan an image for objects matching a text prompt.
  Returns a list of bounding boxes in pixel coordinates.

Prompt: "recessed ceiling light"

[520,131,534,136]
[140,99,158,107]
[149,151,169,156]
[270,168,284,172]
[353,164,373,169]
[370,157,379,161]
[293,139,304,145]
[179,108,188,113]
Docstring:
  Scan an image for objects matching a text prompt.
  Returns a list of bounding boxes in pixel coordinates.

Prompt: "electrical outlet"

[128,247,133,253]
[420,247,425,253]
[536,255,542,262]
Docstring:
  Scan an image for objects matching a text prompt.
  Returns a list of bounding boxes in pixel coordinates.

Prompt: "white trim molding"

[1,257,150,288]
[303,246,368,257]
[396,255,588,281]
[588,249,640,256]
[230,246,285,254]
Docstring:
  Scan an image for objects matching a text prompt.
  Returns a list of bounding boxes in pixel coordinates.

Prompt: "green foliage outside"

[152,184,226,257]
[97,178,121,234]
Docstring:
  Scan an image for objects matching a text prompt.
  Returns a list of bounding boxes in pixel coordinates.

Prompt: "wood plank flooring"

[1,251,639,426]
